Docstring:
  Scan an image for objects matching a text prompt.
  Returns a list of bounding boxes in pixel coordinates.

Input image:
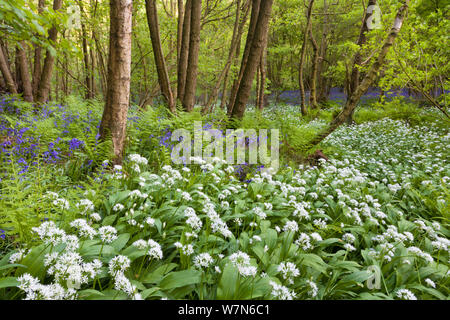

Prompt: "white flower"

[269,281,296,300]
[9,249,29,264]
[278,262,300,284]
[109,255,131,275]
[76,199,94,214]
[306,280,318,297]
[113,203,125,212]
[90,213,102,222]
[342,233,356,243]
[283,220,298,233]
[424,278,436,288]
[98,226,118,243]
[396,289,417,300]
[253,207,267,220]
[70,219,97,239]
[193,253,214,269]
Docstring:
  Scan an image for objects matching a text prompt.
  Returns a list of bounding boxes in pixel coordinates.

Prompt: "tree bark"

[203,0,251,113]
[346,0,377,124]
[257,25,268,110]
[299,0,315,116]
[0,42,17,94]
[182,0,202,112]
[303,0,410,149]
[229,0,273,120]
[36,0,63,103]
[17,41,33,102]
[99,0,133,165]
[308,26,319,109]
[146,0,176,112]
[32,0,46,98]
[177,0,192,103]
[227,0,261,116]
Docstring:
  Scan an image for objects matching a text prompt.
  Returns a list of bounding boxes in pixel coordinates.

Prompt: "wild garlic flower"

[193,253,214,269]
[17,274,77,300]
[109,255,131,275]
[114,272,140,300]
[269,281,296,300]
[342,233,356,244]
[32,221,67,246]
[396,289,417,300]
[278,262,300,284]
[184,207,202,232]
[306,280,318,298]
[229,251,257,277]
[9,249,29,264]
[70,219,97,239]
[113,203,125,212]
[283,220,298,233]
[98,226,118,243]
[76,199,94,214]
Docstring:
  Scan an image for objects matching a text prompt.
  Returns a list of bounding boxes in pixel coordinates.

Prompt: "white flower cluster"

[132,239,163,259]
[193,253,214,269]
[277,262,300,284]
[203,202,232,238]
[18,274,77,300]
[229,251,257,277]
[269,281,296,300]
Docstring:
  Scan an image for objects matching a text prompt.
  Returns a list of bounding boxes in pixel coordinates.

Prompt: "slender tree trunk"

[257,27,268,110]
[346,0,377,124]
[36,0,63,103]
[32,0,46,98]
[99,0,133,165]
[317,0,329,104]
[299,0,315,115]
[17,41,33,101]
[0,42,17,94]
[308,27,319,109]
[230,0,273,120]
[203,0,250,113]
[227,0,261,116]
[177,0,191,103]
[182,0,202,112]
[145,0,175,112]
[303,0,410,149]
[177,0,185,65]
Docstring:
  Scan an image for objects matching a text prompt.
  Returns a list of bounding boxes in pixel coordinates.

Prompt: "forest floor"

[0,94,449,300]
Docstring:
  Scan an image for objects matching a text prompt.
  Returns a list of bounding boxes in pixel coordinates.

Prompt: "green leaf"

[217,264,239,299]
[111,233,130,252]
[159,269,202,290]
[0,277,19,289]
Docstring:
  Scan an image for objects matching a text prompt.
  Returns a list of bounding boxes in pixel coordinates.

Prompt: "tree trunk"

[146,0,175,112]
[99,0,133,165]
[230,0,273,120]
[308,27,319,109]
[17,41,33,102]
[31,0,46,98]
[227,0,261,116]
[0,42,17,94]
[303,0,410,149]
[346,0,377,124]
[36,0,63,103]
[257,27,268,110]
[182,0,202,112]
[299,0,315,115]
[177,0,191,103]
[203,0,251,113]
